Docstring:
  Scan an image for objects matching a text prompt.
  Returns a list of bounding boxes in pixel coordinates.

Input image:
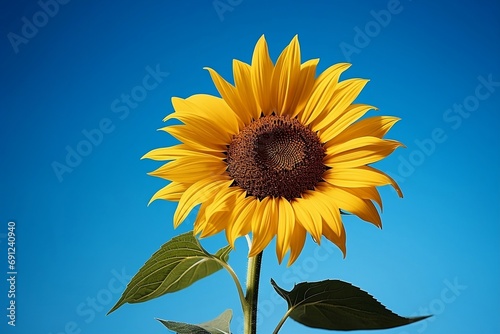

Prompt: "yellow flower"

[143,35,403,265]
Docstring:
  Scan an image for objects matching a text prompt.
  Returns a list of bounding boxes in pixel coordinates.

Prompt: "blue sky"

[1,0,499,333]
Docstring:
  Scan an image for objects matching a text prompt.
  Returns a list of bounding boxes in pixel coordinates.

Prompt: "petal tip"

[147,196,156,206]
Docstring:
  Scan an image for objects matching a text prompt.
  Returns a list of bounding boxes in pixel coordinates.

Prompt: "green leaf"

[108,231,231,314]
[157,309,232,334]
[271,279,430,331]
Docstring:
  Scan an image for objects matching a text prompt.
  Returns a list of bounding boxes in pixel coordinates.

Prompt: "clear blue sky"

[1,0,499,333]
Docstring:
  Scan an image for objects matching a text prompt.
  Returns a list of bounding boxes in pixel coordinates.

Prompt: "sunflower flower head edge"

[143,35,404,266]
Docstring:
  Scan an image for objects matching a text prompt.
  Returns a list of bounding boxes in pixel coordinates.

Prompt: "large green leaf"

[157,309,232,334]
[108,231,231,314]
[271,279,430,331]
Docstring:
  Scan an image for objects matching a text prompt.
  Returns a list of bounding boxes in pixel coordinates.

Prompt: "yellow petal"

[310,78,370,132]
[343,187,383,210]
[311,191,343,237]
[194,197,233,239]
[194,193,235,238]
[322,220,346,257]
[170,94,243,135]
[204,67,252,125]
[161,125,226,152]
[271,35,301,116]
[168,116,227,146]
[142,144,224,161]
[226,193,256,248]
[324,136,403,168]
[298,63,351,125]
[200,209,232,238]
[251,35,274,116]
[233,59,259,121]
[204,185,240,221]
[321,184,382,228]
[275,198,295,264]
[174,176,231,228]
[193,201,209,235]
[291,195,322,243]
[323,166,402,197]
[289,58,320,118]
[318,104,375,143]
[329,116,401,145]
[164,114,231,146]
[249,197,278,257]
[360,199,381,227]
[148,182,189,204]
[287,223,306,266]
[296,190,345,256]
[148,156,227,183]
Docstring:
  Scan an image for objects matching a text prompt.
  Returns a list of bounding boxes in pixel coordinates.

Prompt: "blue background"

[1,0,499,333]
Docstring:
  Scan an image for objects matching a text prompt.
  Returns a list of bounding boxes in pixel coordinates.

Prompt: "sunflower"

[143,35,403,265]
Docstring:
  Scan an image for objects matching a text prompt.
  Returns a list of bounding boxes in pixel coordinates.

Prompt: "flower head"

[143,35,403,265]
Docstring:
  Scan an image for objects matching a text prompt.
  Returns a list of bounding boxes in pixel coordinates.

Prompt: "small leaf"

[271,279,430,331]
[157,309,232,334]
[108,231,231,314]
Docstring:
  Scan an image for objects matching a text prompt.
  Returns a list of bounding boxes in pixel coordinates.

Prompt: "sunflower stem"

[244,252,263,334]
[272,308,292,334]
[217,260,246,314]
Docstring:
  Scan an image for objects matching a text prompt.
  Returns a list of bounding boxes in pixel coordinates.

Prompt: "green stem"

[218,260,246,314]
[244,252,263,334]
[272,308,292,334]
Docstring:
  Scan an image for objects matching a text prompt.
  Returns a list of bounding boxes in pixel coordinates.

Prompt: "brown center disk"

[226,115,327,200]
